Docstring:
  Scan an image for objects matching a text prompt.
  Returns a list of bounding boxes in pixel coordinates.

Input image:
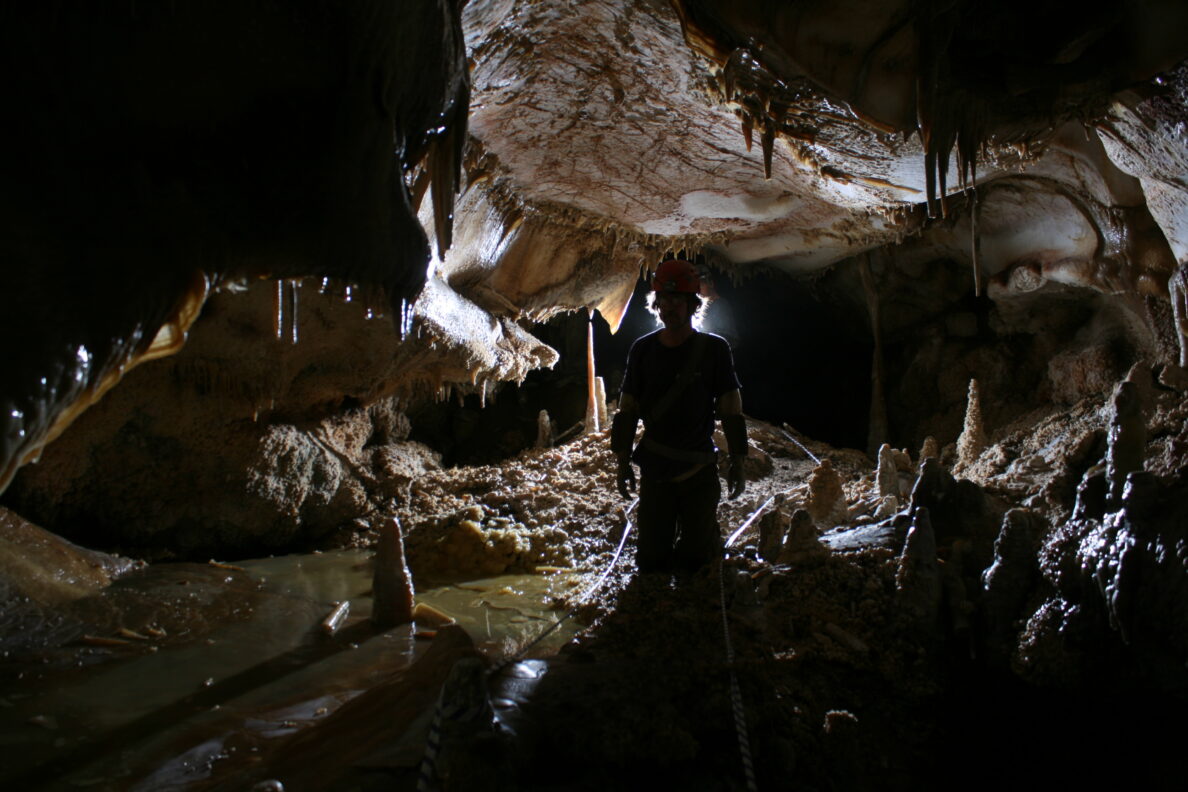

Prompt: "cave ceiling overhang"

[1,0,1187,494]
[444,0,1187,328]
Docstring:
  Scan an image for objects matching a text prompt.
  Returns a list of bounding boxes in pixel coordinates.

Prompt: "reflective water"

[0,550,586,790]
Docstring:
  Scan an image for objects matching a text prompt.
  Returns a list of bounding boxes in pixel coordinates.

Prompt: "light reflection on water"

[0,549,587,790]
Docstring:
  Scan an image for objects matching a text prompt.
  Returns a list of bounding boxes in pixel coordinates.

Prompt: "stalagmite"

[757,494,788,562]
[955,378,988,472]
[895,507,940,632]
[919,436,939,462]
[778,508,826,563]
[1123,361,1155,415]
[1105,380,1146,507]
[372,516,415,628]
[535,409,553,448]
[595,376,608,431]
[584,309,600,433]
[981,509,1042,663]
[876,443,898,499]
[807,458,845,524]
[1170,262,1188,368]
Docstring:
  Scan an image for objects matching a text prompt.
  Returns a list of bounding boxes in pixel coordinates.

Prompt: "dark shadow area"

[410,267,876,466]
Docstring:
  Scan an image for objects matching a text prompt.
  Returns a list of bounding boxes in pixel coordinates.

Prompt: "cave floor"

[3,402,1185,790]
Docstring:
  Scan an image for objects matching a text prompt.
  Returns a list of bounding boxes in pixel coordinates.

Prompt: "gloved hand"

[617,459,636,499]
[727,455,746,499]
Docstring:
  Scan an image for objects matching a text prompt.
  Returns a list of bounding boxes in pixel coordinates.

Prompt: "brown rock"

[372,517,415,628]
[807,459,845,524]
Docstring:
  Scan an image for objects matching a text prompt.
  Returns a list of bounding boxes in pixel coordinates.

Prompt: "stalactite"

[859,252,887,456]
[584,309,599,433]
[969,185,982,296]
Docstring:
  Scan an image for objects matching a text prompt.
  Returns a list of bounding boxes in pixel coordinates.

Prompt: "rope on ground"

[719,549,760,792]
[418,499,637,791]
[725,495,776,548]
[487,497,637,676]
[780,426,821,465]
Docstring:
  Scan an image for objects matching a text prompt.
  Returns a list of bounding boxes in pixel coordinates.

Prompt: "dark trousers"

[636,464,722,574]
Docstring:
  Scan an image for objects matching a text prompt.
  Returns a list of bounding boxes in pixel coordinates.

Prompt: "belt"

[640,436,717,465]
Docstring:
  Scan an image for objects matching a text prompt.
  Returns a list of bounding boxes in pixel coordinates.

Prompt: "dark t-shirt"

[620,330,741,479]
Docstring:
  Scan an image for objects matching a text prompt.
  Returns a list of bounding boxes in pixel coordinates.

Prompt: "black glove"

[727,455,745,499]
[617,459,637,499]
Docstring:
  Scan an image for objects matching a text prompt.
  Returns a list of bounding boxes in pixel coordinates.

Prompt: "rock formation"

[1,1,1187,789]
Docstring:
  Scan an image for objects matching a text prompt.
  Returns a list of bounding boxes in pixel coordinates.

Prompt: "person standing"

[610,258,747,575]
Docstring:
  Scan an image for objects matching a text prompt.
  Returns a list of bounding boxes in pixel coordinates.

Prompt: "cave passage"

[411,269,874,466]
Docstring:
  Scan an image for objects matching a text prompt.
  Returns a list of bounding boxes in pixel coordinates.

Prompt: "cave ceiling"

[1,0,1188,498]
[449,0,1187,323]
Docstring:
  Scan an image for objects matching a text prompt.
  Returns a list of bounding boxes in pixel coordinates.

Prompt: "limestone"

[778,509,827,563]
[1072,463,1109,522]
[1105,380,1146,506]
[918,436,939,461]
[372,517,415,628]
[757,495,789,562]
[872,495,900,520]
[806,459,845,524]
[535,409,553,448]
[1123,361,1155,414]
[895,507,940,632]
[876,443,898,499]
[1157,362,1188,392]
[955,378,988,471]
[1047,345,1122,404]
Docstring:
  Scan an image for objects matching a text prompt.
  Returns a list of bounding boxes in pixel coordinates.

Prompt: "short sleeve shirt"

[620,330,741,479]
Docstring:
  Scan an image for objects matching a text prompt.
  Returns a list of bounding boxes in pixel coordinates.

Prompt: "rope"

[725,495,775,548]
[417,679,495,792]
[487,497,636,676]
[417,500,638,791]
[780,426,821,465]
[718,553,759,792]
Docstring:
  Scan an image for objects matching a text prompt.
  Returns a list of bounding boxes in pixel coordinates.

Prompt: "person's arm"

[716,389,742,418]
[610,393,639,498]
[716,388,747,499]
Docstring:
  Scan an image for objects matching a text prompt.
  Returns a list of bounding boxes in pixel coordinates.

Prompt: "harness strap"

[646,332,707,423]
[640,436,717,465]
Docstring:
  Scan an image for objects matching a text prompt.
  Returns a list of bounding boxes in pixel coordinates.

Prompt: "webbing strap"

[640,436,717,465]
[646,332,707,423]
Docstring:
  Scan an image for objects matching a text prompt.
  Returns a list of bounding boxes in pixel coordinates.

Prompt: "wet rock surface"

[3,387,1188,789]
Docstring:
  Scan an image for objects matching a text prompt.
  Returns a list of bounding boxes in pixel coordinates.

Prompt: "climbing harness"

[416,499,638,791]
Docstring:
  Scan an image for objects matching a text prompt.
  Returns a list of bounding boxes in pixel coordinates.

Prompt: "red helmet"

[652,258,700,294]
